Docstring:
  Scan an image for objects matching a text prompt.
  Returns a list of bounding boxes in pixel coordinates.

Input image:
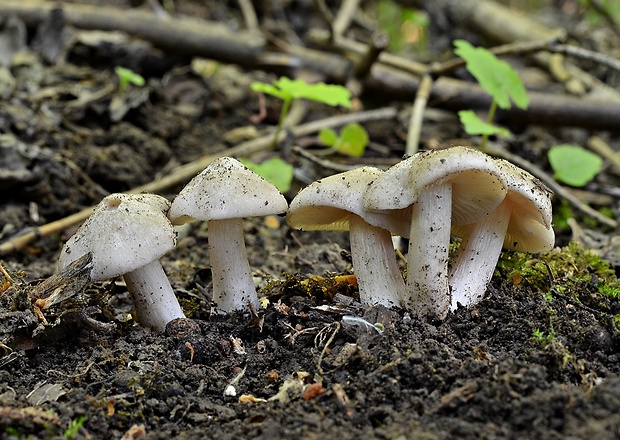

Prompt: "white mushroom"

[58,193,184,332]
[449,159,555,309]
[167,157,288,313]
[364,146,507,319]
[287,167,409,307]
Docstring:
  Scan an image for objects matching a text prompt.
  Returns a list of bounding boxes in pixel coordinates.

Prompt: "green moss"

[497,241,620,302]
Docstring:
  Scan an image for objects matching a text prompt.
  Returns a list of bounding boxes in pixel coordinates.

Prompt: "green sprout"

[114,66,145,94]
[239,156,294,193]
[318,123,369,157]
[63,416,86,439]
[531,328,556,346]
[251,76,352,148]
[547,144,603,187]
[453,40,529,148]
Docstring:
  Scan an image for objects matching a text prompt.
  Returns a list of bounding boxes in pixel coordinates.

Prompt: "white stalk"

[349,214,405,307]
[449,201,511,310]
[123,260,185,332]
[208,218,259,312]
[405,183,452,319]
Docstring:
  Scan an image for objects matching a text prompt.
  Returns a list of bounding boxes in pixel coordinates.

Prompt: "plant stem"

[481,99,498,149]
[271,97,292,149]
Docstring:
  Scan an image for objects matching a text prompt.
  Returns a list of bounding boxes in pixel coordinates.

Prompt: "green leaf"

[114,66,145,93]
[319,128,338,147]
[458,110,510,136]
[548,144,603,187]
[333,123,369,157]
[251,82,289,101]
[453,40,529,110]
[251,77,351,108]
[239,157,294,193]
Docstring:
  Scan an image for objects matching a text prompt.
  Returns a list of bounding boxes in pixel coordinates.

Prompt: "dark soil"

[1,1,620,439]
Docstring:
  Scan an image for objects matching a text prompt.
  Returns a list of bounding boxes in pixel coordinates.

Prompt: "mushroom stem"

[449,201,511,310]
[349,214,405,307]
[208,218,258,312]
[405,183,452,318]
[123,260,186,332]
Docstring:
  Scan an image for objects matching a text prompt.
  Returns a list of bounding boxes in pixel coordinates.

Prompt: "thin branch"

[405,73,433,156]
[237,0,259,32]
[332,0,361,39]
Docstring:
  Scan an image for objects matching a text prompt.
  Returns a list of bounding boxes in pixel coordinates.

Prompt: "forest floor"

[1,0,620,439]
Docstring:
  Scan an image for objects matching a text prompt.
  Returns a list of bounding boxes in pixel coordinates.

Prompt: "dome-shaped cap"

[287,167,410,236]
[168,157,288,225]
[364,146,508,226]
[59,193,176,281]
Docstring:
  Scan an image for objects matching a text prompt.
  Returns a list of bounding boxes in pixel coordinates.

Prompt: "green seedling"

[531,328,556,346]
[114,66,145,94]
[239,156,294,193]
[548,144,603,187]
[251,76,352,148]
[63,416,86,439]
[318,123,369,157]
[454,40,529,148]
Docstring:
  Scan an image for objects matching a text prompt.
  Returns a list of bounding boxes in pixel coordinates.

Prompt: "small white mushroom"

[167,157,288,313]
[58,193,184,332]
[449,159,555,309]
[287,167,409,307]
[364,146,507,319]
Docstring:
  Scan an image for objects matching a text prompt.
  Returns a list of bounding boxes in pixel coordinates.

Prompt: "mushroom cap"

[58,193,176,281]
[167,157,288,225]
[287,167,410,236]
[454,158,554,252]
[364,146,508,227]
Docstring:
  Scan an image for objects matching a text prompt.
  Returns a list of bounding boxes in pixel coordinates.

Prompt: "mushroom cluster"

[59,148,554,330]
[289,146,555,319]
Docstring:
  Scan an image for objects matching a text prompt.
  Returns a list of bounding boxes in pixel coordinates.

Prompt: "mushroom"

[58,193,184,332]
[287,167,409,307]
[167,157,288,312]
[364,146,507,319]
[449,159,555,309]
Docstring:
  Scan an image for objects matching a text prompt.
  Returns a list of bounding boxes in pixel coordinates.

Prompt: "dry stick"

[0,107,397,256]
[588,136,620,175]
[348,31,390,97]
[332,0,361,39]
[549,44,620,76]
[483,146,617,229]
[291,146,356,173]
[236,0,259,32]
[405,73,433,156]
[307,28,428,76]
[0,0,265,64]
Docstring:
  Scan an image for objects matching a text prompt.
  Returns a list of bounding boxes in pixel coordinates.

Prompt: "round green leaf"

[319,128,338,147]
[458,110,509,136]
[548,144,603,187]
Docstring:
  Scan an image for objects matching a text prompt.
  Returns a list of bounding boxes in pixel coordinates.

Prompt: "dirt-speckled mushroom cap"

[58,193,176,281]
[167,157,288,225]
[287,167,410,236]
[453,158,555,252]
[364,146,508,228]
